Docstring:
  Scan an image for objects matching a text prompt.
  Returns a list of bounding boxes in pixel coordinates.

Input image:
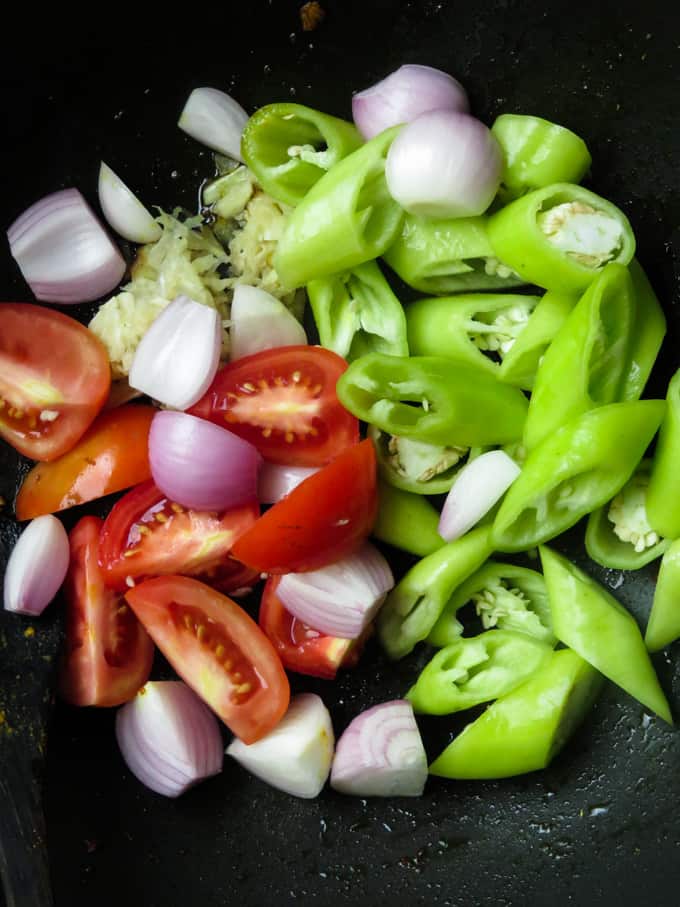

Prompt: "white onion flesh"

[98,162,162,244]
[330,700,428,797]
[257,462,319,504]
[3,515,70,616]
[229,285,307,361]
[178,87,248,162]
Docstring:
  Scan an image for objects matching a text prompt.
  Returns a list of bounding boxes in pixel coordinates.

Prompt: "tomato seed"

[155,513,168,523]
[123,548,140,558]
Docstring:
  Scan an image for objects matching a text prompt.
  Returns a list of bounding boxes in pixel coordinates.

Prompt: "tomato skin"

[125,576,290,743]
[15,405,156,520]
[189,345,359,467]
[232,439,378,573]
[58,516,154,707]
[98,480,260,592]
[0,303,110,461]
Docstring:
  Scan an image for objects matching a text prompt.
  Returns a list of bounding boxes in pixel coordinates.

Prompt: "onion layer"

[257,462,319,504]
[230,285,307,361]
[3,515,70,616]
[98,162,162,244]
[439,449,521,541]
[178,87,248,162]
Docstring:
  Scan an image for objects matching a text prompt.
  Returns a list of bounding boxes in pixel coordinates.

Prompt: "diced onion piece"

[258,462,319,504]
[352,64,469,140]
[3,515,70,616]
[385,110,502,218]
[276,543,393,639]
[7,188,126,304]
[230,285,307,361]
[439,450,521,542]
[226,693,334,798]
[129,295,221,410]
[149,410,261,511]
[98,162,162,244]
[330,700,427,797]
[115,681,223,798]
[178,87,248,162]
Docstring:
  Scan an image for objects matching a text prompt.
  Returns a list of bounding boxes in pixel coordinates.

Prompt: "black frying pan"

[2,2,680,904]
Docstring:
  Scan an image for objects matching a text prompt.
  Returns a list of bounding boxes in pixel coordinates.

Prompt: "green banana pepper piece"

[407,629,552,716]
[646,368,680,539]
[307,260,408,361]
[382,213,525,295]
[274,127,403,288]
[540,545,672,723]
[523,263,635,450]
[487,183,636,293]
[585,460,669,570]
[645,540,680,652]
[372,480,445,557]
[491,114,591,202]
[622,260,666,401]
[377,525,493,660]
[492,400,666,552]
[240,103,362,207]
[337,354,529,448]
[429,648,603,779]
[405,294,540,377]
[497,290,577,391]
[428,560,555,647]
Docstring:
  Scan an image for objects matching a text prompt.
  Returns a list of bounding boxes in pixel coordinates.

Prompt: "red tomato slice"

[125,575,290,743]
[0,303,110,461]
[58,516,154,707]
[98,480,259,592]
[189,345,359,467]
[15,405,156,520]
[232,439,378,573]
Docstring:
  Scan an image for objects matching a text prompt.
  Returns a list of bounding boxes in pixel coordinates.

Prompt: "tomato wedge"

[15,405,156,520]
[125,576,290,743]
[98,479,259,591]
[232,439,378,573]
[58,516,154,707]
[0,303,110,461]
[189,345,359,467]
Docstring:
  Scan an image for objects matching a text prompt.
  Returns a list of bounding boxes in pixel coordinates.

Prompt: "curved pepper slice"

[429,648,603,779]
[622,260,666,402]
[646,368,680,539]
[407,629,552,716]
[241,103,362,207]
[337,353,529,448]
[274,127,403,288]
[492,400,666,552]
[645,540,680,653]
[372,480,445,557]
[487,183,635,294]
[540,545,672,723]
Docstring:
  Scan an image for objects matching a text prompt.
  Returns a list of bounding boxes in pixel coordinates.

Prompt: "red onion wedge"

[129,295,222,410]
[98,162,162,244]
[3,515,70,616]
[7,188,126,304]
[230,285,307,361]
[352,64,469,140]
[385,110,503,218]
[226,693,334,798]
[276,543,393,639]
[439,449,521,542]
[257,462,319,504]
[330,700,427,797]
[115,681,223,798]
[149,410,262,511]
[178,87,248,162]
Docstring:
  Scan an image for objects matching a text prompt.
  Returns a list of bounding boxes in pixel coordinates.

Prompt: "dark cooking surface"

[2,1,680,905]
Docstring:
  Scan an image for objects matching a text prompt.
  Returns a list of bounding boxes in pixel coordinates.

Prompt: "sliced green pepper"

[337,354,529,448]
[645,540,680,653]
[491,114,591,203]
[407,629,552,716]
[523,263,634,450]
[405,294,539,377]
[429,648,603,779]
[382,213,525,295]
[487,183,636,294]
[372,480,445,557]
[377,525,493,660]
[274,127,403,288]
[621,260,666,401]
[585,460,669,570]
[497,290,577,391]
[492,400,666,552]
[428,561,555,647]
[540,545,672,723]
[240,103,362,207]
[307,260,408,361]
[646,368,680,539]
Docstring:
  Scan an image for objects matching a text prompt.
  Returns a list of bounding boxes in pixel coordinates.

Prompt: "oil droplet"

[605,570,625,590]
